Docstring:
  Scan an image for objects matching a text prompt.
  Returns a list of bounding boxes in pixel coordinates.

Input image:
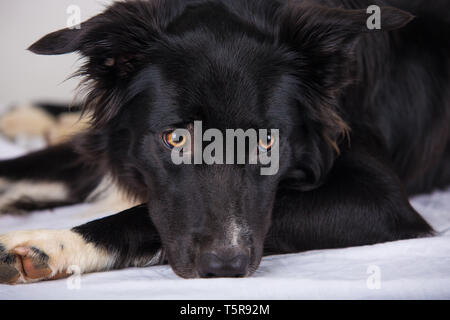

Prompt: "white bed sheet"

[0,137,449,300]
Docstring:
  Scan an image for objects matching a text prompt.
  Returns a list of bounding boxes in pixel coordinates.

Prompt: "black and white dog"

[1,0,449,284]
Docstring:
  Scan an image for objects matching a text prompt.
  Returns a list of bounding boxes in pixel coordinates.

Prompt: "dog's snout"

[197,252,249,278]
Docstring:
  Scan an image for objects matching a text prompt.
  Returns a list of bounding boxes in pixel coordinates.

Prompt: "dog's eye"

[162,131,187,149]
[258,134,275,152]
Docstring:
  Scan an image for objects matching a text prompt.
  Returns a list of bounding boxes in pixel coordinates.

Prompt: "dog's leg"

[0,143,104,214]
[0,205,163,284]
[264,140,435,255]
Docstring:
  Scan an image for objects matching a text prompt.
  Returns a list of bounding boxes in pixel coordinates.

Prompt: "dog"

[0,0,449,284]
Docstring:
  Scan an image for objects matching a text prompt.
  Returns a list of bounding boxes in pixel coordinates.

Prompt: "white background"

[0,0,113,107]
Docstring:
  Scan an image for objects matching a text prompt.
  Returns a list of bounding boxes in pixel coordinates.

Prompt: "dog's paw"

[0,229,115,285]
[0,245,65,284]
[0,230,72,284]
[0,246,21,284]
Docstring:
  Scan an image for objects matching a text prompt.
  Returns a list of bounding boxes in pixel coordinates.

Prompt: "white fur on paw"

[0,229,115,284]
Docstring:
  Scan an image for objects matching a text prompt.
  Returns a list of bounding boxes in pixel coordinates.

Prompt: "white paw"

[0,229,113,285]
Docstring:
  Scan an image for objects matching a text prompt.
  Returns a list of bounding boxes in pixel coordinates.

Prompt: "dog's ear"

[28,1,168,127]
[28,1,161,78]
[28,28,85,55]
[278,3,414,95]
[279,3,413,54]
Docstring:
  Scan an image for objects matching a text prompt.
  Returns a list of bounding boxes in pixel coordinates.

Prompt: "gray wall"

[0,0,113,108]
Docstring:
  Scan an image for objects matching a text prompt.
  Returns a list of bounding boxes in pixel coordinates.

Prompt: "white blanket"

[0,137,449,300]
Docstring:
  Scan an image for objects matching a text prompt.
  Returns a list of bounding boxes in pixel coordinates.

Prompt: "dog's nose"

[197,252,249,278]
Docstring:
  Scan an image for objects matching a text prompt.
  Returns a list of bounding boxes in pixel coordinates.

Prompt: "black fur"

[1,0,448,278]
[0,144,103,214]
[72,205,165,269]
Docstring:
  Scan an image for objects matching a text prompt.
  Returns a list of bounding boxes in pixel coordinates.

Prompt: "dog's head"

[29,0,412,278]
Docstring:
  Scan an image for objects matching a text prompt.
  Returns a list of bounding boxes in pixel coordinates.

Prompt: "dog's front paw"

[0,246,21,284]
[0,230,71,285]
[0,245,63,284]
[0,229,115,285]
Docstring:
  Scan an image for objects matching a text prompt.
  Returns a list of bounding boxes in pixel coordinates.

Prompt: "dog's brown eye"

[163,131,187,149]
[258,134,275,152]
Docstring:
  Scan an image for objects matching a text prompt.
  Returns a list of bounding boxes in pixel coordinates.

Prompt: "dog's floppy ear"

[28,1,161,77]
[28,1,169,127]
[28,28,85,55]
[278,2,414,96]
[279,2,413,54]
